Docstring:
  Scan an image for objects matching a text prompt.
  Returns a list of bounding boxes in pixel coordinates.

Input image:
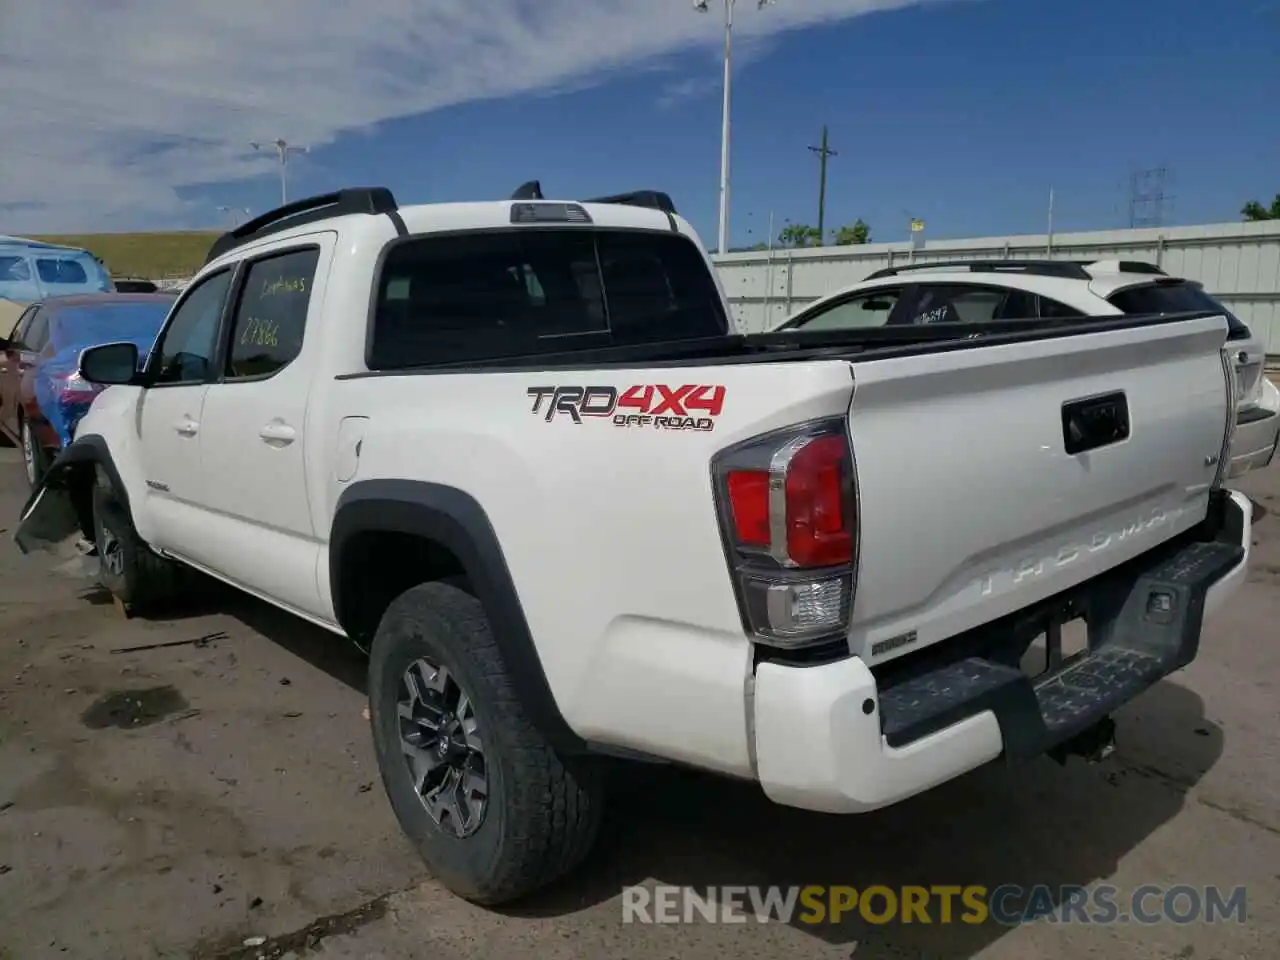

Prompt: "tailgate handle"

[1062,391,1129,455]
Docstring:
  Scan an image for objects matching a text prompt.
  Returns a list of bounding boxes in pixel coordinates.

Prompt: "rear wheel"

[369,580,604,905]
[20,418,49,489]
[91,470,180,614]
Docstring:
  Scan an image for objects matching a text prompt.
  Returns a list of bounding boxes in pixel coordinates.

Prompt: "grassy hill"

[29,231,219,280]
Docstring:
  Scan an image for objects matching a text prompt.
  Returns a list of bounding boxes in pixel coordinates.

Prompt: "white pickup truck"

[14,184,1255,906]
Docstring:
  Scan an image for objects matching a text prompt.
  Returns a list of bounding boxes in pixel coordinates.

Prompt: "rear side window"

[1108,281,1249,338]
[36,257,89,285]
[902,284,1008,324]
[1036,296,1087,319]
[225,247,319,379]
[369,229,728,368]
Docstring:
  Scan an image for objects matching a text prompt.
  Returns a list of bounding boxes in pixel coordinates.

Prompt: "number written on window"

[226,248,319,379]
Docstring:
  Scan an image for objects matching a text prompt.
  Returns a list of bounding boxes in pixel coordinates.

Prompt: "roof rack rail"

[204,186,399,264]
[509,181,677,214]
[865,259,1091,281]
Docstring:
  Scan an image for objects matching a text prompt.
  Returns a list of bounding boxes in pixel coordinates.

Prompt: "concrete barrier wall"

[712,220,1280,354]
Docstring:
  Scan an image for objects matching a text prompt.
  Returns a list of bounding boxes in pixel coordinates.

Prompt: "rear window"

[1108,281,1249,338]
[369,229,728,368]
[48,300,175,353]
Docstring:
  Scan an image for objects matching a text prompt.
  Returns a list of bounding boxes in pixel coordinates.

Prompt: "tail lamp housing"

[711,417,858,649]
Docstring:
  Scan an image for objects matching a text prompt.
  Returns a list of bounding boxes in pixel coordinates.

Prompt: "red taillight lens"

[785,434,852,566]
[712,419,858,650]
[726,469,770,547]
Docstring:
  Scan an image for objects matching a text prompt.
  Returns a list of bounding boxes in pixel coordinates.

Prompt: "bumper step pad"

[878,536,1243,763]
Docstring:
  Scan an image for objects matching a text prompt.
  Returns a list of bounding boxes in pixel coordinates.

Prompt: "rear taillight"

[56,372,99,397]
[712,418,857,649]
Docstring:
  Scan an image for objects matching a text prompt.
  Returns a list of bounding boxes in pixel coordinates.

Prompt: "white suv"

[774,259,1280,479]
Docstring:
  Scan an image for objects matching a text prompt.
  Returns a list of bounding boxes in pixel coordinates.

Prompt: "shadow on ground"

[55,524,1227,960]
[501,681,1219,958]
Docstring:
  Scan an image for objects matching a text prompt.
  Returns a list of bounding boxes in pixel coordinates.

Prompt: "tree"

[834,219,871,245]
[778,223,821,248]
[1241,195,1280,221]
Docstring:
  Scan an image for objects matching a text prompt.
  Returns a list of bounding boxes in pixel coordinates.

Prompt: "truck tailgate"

[846,314,1232,663]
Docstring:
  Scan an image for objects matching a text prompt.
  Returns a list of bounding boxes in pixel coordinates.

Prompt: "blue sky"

[5,0,1278,242]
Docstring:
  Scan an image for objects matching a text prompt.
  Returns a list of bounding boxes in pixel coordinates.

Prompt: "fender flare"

[330,479,586,754]
[17,433,129,533]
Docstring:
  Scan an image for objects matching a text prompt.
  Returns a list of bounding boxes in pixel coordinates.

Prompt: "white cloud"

[0,0,951,232]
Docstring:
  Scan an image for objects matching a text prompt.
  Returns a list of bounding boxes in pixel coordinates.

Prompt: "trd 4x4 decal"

[527,384,726,431]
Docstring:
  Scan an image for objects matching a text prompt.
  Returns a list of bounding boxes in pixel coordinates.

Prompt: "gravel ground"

[0,446,1277,960]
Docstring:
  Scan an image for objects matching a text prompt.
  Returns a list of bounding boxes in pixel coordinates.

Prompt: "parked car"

[112,278,160,293]
[772,259,1280,479]
[0,292,176,487]
[0,236,115,302]
[16,185,1253,906]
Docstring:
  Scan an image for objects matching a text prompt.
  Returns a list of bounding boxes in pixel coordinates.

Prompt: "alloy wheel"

[396,657,489,838]
[21,422,35,484]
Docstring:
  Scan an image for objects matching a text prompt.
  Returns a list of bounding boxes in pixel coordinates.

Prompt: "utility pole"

[1046,187,1055,256]
[807,124,837,245]
[251,139,308,206]
[694,0,777,255]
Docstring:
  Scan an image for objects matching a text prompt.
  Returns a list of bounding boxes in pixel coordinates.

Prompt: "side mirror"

[862,299,893,311]
[79,341,141,386]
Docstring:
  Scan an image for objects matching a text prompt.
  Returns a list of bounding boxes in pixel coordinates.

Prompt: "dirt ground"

[1,448,1277,960]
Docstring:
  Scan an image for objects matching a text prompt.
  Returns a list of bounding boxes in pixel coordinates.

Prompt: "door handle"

[174,418,199,437]
[259,422,296,444]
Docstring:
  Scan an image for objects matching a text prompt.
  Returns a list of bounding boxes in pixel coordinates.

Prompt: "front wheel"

[368,580,604,905]
[92,472,180,614]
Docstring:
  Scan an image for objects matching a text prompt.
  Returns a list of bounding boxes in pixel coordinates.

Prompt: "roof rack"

[204,187,399,264]
[865,259,1092,281]
[509,181,678,215]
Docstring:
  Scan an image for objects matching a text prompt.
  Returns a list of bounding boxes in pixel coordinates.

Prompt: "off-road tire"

[91,469,180,614]
[20,416,50,490]
[369,580,604,905]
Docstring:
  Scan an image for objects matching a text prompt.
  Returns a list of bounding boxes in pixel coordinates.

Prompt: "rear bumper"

[1228,379,1280,478]
[752,489,1252,814]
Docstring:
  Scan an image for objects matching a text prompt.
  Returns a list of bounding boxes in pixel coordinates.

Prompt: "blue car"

[0,293,176,487]
[0,236,114,302]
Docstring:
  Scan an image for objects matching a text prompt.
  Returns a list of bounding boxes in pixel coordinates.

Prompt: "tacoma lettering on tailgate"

[527,385,726,432]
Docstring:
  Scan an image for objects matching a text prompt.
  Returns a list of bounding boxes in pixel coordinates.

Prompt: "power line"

[1128,166,1172,228]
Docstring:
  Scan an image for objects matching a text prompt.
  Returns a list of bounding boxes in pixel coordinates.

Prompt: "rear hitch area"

[1047,716,1117,766]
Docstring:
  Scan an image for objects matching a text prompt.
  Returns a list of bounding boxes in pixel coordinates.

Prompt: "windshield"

[369,228,729,368]
[48,299,175,353]
[1107,280,1249,338]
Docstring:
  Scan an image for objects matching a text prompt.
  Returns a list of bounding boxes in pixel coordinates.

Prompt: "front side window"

[786,288,904,331]
[150,270,232,385]
[225,248,319,379]
[0,256,31,282]
[369,228,727,368]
